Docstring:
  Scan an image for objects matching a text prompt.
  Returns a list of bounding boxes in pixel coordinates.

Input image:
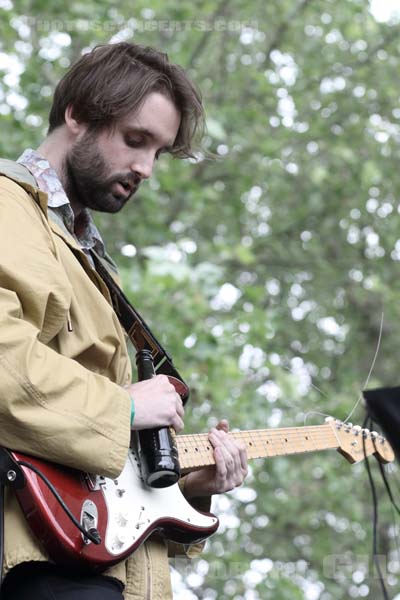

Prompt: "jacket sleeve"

[0,177,132,478]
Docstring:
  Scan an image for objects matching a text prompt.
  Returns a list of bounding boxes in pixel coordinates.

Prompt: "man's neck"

[36,130,85,219]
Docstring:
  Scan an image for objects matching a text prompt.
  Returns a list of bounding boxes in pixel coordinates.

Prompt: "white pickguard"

[95,446,217,555]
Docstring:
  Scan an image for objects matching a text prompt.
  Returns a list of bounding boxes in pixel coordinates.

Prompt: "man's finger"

[215,419,229,433]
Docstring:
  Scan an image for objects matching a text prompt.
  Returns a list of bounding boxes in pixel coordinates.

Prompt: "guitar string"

[177,432,325,458]
[178,431,326,461]
[177,426,379,465]
[274,364,333,426]
[301,310,384,428]
[178,425,346,450]
[178,426,362,450]
[178,429,373,446]
[343,310,384,425]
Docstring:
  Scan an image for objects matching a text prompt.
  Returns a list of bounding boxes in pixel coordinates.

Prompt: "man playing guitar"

[0,42,248,599]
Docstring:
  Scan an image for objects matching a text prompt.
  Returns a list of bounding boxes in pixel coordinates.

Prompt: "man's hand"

[183,419,248,498]
[127,375,184,432]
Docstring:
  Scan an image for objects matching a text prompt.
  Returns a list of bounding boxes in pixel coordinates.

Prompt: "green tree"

[1,0,400,597]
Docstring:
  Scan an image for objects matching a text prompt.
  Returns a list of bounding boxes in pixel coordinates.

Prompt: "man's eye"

[126,138,142,147]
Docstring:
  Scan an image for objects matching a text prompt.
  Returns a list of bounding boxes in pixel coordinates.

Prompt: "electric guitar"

[9,417,394,572]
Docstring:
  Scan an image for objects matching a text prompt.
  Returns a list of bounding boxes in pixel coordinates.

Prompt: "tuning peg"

[361,428,370,437]
[325,416,334,423]
[352,425,361,435]
[370,431,379,439]
[344,422,353,432]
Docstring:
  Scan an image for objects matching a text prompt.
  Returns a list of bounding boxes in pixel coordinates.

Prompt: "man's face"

[64,92,181,213]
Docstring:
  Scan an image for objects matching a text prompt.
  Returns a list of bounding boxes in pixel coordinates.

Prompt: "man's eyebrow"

[126,126,155,139]
[125,126,174,151]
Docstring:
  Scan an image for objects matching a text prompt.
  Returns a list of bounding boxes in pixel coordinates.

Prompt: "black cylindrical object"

[136,349,181,488]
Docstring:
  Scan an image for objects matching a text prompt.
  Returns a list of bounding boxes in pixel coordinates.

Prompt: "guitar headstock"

[325,417,395,464]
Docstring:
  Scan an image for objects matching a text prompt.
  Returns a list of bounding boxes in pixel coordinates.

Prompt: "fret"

[177,423,340,472]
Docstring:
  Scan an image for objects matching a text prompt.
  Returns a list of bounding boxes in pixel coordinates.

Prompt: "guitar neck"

[177,423,339,473]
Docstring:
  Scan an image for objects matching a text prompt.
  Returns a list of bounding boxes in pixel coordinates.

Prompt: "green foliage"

[2,0,400,597]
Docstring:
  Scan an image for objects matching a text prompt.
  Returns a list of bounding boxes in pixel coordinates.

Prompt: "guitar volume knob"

[116,511,129,527]
[113,532,127,549]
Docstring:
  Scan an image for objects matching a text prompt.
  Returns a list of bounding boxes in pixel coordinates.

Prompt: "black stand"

[363,386,400,461]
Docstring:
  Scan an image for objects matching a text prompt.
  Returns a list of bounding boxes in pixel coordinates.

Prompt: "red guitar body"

[10,448,218,572]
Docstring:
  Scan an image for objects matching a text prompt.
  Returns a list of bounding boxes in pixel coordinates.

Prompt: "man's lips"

[112,181,137,198]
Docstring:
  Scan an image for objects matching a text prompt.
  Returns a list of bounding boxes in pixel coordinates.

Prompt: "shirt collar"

[17,148,105,255]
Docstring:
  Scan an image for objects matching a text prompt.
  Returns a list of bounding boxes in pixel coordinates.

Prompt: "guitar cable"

[370,423,400,517]
[16,460,101,545]
[367,415,400,599]
[362,416,390,600]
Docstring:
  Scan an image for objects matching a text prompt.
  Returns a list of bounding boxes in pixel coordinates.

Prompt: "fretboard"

[177,423,339,473]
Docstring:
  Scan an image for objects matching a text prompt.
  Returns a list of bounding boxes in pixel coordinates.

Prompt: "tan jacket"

[0,167,205,599]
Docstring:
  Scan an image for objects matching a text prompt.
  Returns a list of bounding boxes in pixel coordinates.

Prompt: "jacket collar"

[18,149,106,257]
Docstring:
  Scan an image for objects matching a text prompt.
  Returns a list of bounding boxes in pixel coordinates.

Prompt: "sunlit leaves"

[1,0,400,597]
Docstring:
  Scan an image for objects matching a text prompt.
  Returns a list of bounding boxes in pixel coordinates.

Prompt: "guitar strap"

[90,251,189,404]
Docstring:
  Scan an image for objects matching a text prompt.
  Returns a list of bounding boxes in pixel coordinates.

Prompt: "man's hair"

[48,42,204,158]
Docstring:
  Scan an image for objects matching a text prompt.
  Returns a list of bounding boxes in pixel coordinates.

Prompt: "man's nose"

[130,152,154,180]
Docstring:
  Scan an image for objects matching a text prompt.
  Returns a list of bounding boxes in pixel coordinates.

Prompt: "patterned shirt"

[17,148,105,257]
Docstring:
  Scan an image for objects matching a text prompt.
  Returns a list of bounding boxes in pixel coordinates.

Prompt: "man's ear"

[64,105,85,137]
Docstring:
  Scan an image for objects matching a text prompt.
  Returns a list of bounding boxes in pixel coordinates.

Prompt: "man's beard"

[63,130,140,213]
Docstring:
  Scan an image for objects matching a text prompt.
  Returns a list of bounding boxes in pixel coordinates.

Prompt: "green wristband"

[130,397,135,426]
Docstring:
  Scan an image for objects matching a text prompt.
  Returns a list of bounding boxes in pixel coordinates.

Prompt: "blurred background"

[1,0,400,597]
